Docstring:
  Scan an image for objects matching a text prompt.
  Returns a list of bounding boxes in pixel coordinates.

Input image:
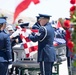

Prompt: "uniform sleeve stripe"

[39,27,47,42]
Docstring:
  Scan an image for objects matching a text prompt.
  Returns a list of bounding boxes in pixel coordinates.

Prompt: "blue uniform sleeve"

[29,27,46,42]
[5,34,12,62]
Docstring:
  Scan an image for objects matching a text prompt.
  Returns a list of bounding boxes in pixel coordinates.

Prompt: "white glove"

[8,64,12,69]
[11,30,19,38]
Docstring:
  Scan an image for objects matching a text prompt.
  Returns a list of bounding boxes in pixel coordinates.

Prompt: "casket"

[12,38,66,75]
[13,38,66,62]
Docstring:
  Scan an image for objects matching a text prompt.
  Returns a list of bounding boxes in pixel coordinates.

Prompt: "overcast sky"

[0,0,71,20]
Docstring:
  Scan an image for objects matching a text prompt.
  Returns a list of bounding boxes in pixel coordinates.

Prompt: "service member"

[10,22,29,40]
[0,18,12,75]
[29,14,56,75]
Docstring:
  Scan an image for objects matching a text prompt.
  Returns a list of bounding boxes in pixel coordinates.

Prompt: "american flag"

[16,26,38,58]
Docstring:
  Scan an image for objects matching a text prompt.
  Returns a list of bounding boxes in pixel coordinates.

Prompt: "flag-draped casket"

[13,26,66,62]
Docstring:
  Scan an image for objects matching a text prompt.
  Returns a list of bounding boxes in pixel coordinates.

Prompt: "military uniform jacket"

[0,30,12,62]
[29,23,56,62]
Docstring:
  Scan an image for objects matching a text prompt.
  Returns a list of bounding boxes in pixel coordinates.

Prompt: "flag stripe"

[29,45,38,52]
[23,43,28,48]
[25,37,31,42]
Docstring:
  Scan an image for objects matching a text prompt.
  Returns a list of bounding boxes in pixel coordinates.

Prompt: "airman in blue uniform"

[10,22,29,43]
[0,14,8,34]
[0,19,12,75]
[29,14,56,75]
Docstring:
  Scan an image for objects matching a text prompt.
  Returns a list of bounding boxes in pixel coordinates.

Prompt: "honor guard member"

[10,23,29,42]
[32,16,41,29]
[0,14,8,34]
[0,19,12,75]
[29,14,56,75]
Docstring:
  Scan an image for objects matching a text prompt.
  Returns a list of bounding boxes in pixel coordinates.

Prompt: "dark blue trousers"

[0,62,8,75]
[40,61,54,75]
[67,57,70,68]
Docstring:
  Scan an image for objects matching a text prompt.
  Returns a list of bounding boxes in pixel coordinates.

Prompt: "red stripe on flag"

[20,34,24,39]
[23,43,28,48]
[25,37,31,42]
[29,46,38,52]
[26,54,30,58]
[31,29,39,33]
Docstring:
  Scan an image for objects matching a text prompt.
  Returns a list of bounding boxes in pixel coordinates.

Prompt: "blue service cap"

[39,14,52,19]
[20,23,29,28]
[0,15,7,20]
[0,17,7,20]
[36,16,40,20]
[0,18,6,24]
